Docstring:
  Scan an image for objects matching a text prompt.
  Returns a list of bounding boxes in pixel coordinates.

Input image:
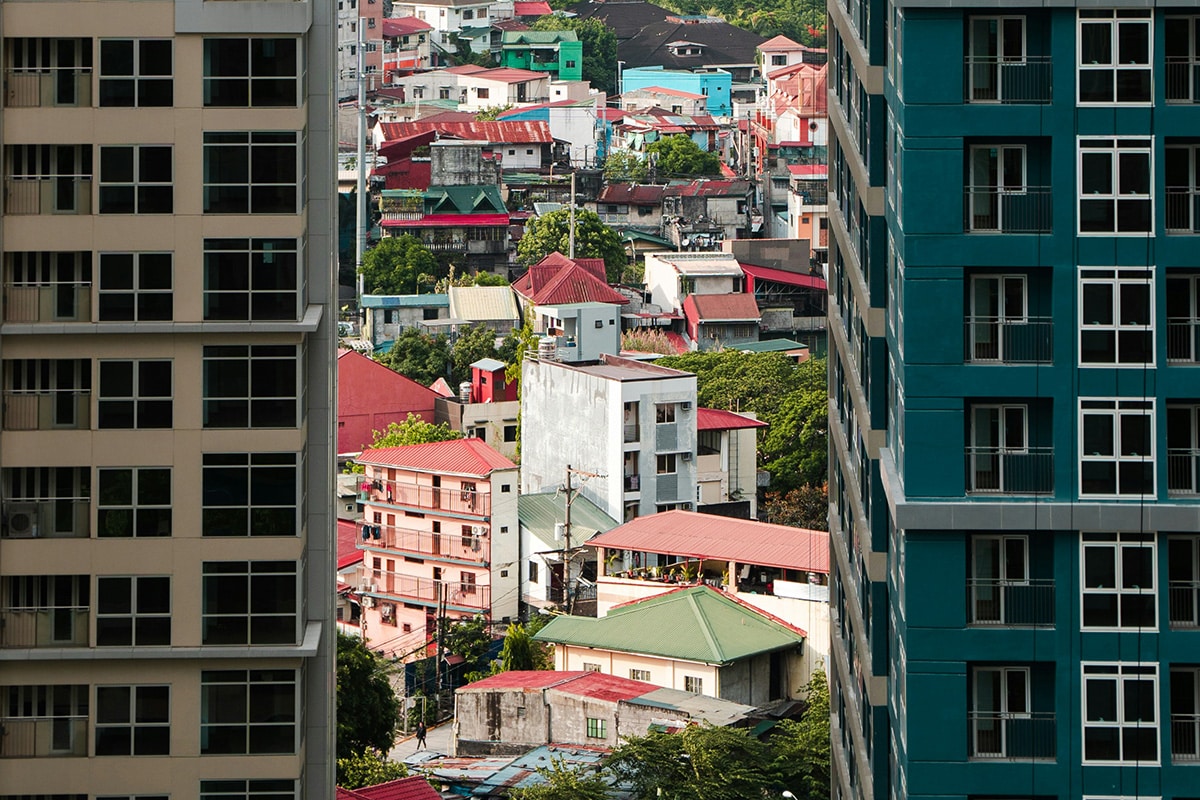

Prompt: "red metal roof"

[460,670,653,702]
[588,510,830,573]
[683,292,761,322]
[665,179,752,198]
[513,254,626,306]
[758,34,803,51]
[359,438,517,476]
[597,183,666,205]
[381,213,510,228]
[382,16,434,36]
[788,164,827,177]
[634,85,707,99]
[337,519,365,570]
[741,262,827,291]
[340,776,441,800]
[513,0,552,14]
[696,407,768,431]
[378,119,553,144]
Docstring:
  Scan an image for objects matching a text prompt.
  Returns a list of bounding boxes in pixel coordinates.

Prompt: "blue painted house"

[621,66,732,116]
[828,4,1200,800]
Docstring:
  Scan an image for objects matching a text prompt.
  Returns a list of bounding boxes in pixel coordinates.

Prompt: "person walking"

[415,720,427,750]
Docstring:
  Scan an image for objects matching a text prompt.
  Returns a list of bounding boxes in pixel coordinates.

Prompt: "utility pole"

[560,463,604,610]
[355,21,368,311]
[568,171,576,259]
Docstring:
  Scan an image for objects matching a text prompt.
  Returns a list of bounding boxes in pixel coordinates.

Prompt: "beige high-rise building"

[0,0,338,797]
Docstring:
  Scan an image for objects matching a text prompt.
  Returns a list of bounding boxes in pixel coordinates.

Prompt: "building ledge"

[0,304,324,336]
[0,621,323,661]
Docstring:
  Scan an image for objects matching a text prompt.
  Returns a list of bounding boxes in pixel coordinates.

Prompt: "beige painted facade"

[0,0,338,797]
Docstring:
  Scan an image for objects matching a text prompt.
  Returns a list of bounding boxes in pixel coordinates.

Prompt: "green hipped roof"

[426,185,506,215]
[518,491,620,551]
[533,585,805,665]
[501,30,580,45]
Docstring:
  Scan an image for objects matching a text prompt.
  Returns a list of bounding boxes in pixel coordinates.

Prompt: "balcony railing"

[1166,58,1200,104]
[372,574,490,611]
[964,57,1053,104]
[623,423,639,443]
[0,717,88,757]
[1169,581,1200,628]
[1174,713,1200,761]
[363,481,490,517]
[967,579,1055,627]
[3,283,91,323]
[965,187,1052,233]
[0,498,90,539]
[4,177,92,215]
[4,68,93,108]
[968,712,1057,760]
[964,317,1053,363]
[0,606,89,647]
[1169,449,1200,497]
[370,524,490,562]
[2,391,90,430]
[1166,188,1200,234]
[965,447,1054,495]
[1168,319,1200,363]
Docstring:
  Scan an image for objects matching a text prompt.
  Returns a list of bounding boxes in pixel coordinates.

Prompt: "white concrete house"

[643,251,746,315]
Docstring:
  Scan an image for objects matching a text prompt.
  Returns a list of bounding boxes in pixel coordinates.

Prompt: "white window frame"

[970,665,1030,757]
[201,453,300,537]
[1077,9,1153,105]
[202,344,300,429]
[1079,398,1155,497]
[94,684,171,756]
[1081,662,1159,765]
[1165,143,1200,232]
[98,145,173,215]
[656,453,677,475]
[97,359,173,429]
[97,467,172,538]
[684,675,704,694]
[1078,267,1155,366]
[1166,15,1200,103]
[1078,137,1153,235]
[96,575,171,646]
[200,668,299,755]
[200,780,298,800]
[203,38,301,108]
[1081,532,1157,630]
[202,237,301,322]
[202,131,303,215]
[98,38,173,107]
[98,252,172,322]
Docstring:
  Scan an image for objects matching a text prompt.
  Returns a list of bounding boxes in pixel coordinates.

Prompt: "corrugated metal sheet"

[342,777,441,800]
[587,509,829,573]
[684,292,760,322]
[518,491,619,550]
[447,285,520,323]
[742,262,828,291]
[695,407,767,431]
[379,119,554,144]
[359,438,516,476]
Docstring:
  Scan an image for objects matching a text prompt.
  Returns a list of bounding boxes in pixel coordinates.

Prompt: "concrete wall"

[489,466,521,622]
[431,141,503,187]
[555,644,719,698]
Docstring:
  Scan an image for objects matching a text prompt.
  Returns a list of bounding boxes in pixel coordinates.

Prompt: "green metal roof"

[736,338,809,353]
[518,491,620,551]
[361,293,449,309]
[533,585,805,665]
[502,30,579,45]
[426,185,506,215]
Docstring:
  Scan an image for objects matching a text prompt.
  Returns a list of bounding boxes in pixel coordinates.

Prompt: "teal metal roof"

[533,585,805,664]
[518,491,619,551]
[502,30,579,45]
[361,293,449,309]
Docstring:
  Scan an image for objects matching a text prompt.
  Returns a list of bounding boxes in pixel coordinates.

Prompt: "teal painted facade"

[828,3,1200,800]
[500,31,583,83]
[621,66,732,116]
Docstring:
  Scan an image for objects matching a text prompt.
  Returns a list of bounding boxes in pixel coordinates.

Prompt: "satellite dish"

[682,237,691,247]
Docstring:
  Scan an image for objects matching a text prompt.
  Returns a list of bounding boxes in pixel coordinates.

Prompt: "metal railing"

[371,574,490,611]
[1166,188,1200,234]
[623,423,639,443]
[362,481,490,516]
[963,56,1053,104]
[0,717,88,757]
[0,607,89,647]
[2,283,91,323]
[1169,581,1200,628]
[4,177,92,215]
[1169,449,1200,497]
[967,579,1055,627]
[965,447,1054,494]
[2,391,90,430]
[968,712,1056,759]
[964,317,1053,363]
[1166,58,1200,104]
[0,498,90,539]
[369,524,490,562]
[4,68,93,108]
[1174,713,1200,761]
[964,187,1053,233]
[1168,319,1200,363]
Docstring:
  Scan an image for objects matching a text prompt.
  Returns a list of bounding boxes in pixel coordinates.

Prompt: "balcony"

[1166,58,1200,104]
[374,574,490,612]
[0,717,87,757]
[1168,319,1200,363]
[963,57,1053,104]
[0,499,90,539]
[0,606,88,647]
[364,481,490,517]
[965,447,1054,495]
[2,391,90,430]
[4,68,92,108]
[1167,188,1200,234]
[1173,714,1200,762]
[964,317,1053,363]
[968,712,1057,760]
[1169,449,1200,497]
[624,474,640,492]
[3,282,90,323]
[967,579,1055,627]
[1169,581,1200,628]
[964,187,1052,233]
[4,177,92,215]
[623,423,639,443]
[371,524,490,563]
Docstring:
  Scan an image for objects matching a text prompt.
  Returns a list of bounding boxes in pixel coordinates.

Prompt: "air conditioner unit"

[5,503,39,538]
[472,525,486,536]
[680,401,692,411]
[681,451,693,462]
[362,596,376,608]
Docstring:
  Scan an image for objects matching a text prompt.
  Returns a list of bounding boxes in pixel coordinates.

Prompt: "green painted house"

[500,30,583,83]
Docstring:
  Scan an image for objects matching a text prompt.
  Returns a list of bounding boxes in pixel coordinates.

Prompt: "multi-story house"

[0,1,336,797]
[644,251,746,314]
[829,4,1200,800]
[394,0,494,49]
[355,439,519,659]
[661,180,760,244]
[381,16,436,82]
[337,0,388,99]
[500,31,584,84]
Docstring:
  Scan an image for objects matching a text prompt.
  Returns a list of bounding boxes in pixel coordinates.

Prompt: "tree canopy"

[450,325,501,386]
[528,16,618,93]
[377,328,452,386]
[602,151,649,184]
[646,134,723,178]
[370,414,462,449]
[336,750,408,789]
[508,758,611,800]
[516,208,628,282]
[359,235,439,295]
[336,633,402,763]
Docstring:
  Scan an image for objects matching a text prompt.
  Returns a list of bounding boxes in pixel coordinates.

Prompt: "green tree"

[347,413,463,472]
[517,208,627,282]
[761,484,829,531]
[336,750,408,789]
[336,633,402,762]
[508,758,611,800]
[475,104,514,121]
[603,151,649,184]
[646,134,723,178]
[451,324,501,386]
[606,724,778,800]
[528,16,617,93]
[377,327,452,386]
[472,271,510,286]
[759,374,828,491]
[498,622,535,671]
[360,235,439,295]
[440,614,496,679]
[772,670,831,800]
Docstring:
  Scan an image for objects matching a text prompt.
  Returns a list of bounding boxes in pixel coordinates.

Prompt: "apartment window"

[202,561,297,645]
[771,54,787,66]
[656,404,676,424]
[582,662,601,672]
[966,274,1026,361]
[1082,663,1158,763]
[99,40,172,107]
[463,9,473,19]
[202,345,299,428]
[1080,398,1154,496]
[528,560,538,583]
[98,252,172,321]
[98,146,172,214]
[684,675,703,694]
[439,88,451,100]
[367,17,375,27]
[201,669,297,754]
[1080,267,1153,364]
[203,238,300,321]
[630,669,651,681]
[98,360,172,429]
[586,718,606,738]
[477,88,490,99]
[201,781,296,800]
[97,468,171,537]
[96,576,171,646]
[1082,532,1156,628]
[969,535,1030,624]
[1169,535,1200,627]
[504,424,518,442]
[970,666,1029,757]
[95,685,170,755]
[1166,144,1200,233]
[1078,10,1152,103]
[203,132,301,214]
[656,453,677,474]
[204,39,299,107]
[202,453,299,537]
[1166,16,1200,103]
[1078,138,1152,233]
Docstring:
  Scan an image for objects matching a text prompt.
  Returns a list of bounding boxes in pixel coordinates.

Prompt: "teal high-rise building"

[827,3,1200,800]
